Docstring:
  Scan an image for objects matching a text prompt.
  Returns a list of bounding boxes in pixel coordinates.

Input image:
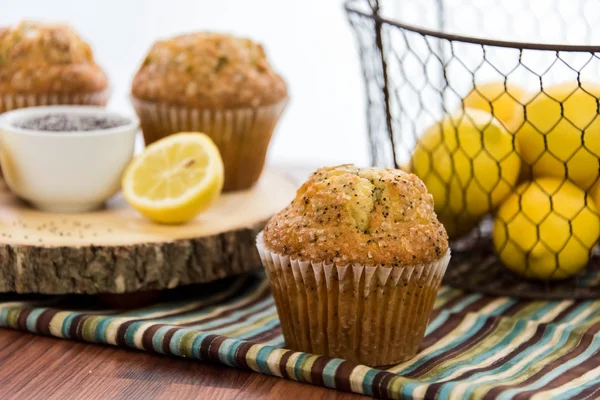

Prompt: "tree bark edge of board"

[0,220,267,295]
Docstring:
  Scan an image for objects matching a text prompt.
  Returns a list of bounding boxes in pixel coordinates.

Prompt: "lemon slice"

[122,132,224,224]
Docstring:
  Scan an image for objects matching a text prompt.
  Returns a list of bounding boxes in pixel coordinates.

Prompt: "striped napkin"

[1,271,599,399]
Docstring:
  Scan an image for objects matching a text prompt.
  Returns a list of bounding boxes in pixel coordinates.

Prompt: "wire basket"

[345,0,600,299]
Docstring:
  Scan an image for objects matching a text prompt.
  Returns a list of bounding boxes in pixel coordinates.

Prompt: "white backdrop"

[0,0,369,167]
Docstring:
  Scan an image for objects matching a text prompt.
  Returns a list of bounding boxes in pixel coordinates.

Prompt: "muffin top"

[263,165,449,266]
[131,32,287,109]
[0,21,108,94]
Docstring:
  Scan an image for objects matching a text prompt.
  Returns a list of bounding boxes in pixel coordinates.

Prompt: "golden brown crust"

[263,165,449,266]
[0,21,108,94]
[131,32,287,109]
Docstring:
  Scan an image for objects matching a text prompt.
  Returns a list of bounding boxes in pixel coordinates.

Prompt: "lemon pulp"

[122,132,224,224]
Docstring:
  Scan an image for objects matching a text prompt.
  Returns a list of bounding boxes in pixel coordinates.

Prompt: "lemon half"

[122,132,224,224]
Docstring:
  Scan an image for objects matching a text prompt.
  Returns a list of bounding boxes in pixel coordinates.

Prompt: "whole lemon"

[411,108,521,238]
[515,81,600,190]
[463,82,530,134]
[591,179,600,212]
[493,178,600,280]
[434,209,479,239]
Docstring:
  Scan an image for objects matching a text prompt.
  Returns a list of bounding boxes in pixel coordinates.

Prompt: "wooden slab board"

[0,168,296,294]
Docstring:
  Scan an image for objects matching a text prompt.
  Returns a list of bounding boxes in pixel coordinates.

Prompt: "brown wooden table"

[0,166,368,399]
[0,329,366,399]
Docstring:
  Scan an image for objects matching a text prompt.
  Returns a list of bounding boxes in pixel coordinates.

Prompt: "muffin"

[0,21,109,112]
[256,165,450,366]
[131,32,288,191]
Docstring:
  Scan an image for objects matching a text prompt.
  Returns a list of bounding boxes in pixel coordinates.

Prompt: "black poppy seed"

[16,113,131,132]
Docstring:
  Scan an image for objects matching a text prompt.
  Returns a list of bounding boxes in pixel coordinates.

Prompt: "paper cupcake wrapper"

[131,97,287,191]
[0,89,110,113]
[256,232,451,367]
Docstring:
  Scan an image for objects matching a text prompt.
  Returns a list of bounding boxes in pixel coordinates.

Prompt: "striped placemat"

[1,271,600,399]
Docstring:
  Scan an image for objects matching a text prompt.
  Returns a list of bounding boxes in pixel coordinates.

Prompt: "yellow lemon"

[411,108,521,238]
[591,179,600,212]
[493,178,600,280]
[435,209,479,239]
[122,132,224,224]
[463,82,530,134]
[515,81,600,190]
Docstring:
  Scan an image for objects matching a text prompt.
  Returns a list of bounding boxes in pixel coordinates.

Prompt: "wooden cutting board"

[0,168,296,295]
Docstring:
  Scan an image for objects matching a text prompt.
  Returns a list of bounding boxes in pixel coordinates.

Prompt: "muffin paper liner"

[131,97,287,191]
[256,232,451,367]
[0,89,110,113]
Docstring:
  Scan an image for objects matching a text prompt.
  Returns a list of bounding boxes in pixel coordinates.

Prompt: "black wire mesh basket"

[346,0,600,299]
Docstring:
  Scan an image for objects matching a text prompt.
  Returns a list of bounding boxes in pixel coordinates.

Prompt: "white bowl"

[0,106,138,213]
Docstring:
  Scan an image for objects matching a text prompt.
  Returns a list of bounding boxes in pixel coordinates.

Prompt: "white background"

[0,0,370,167]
